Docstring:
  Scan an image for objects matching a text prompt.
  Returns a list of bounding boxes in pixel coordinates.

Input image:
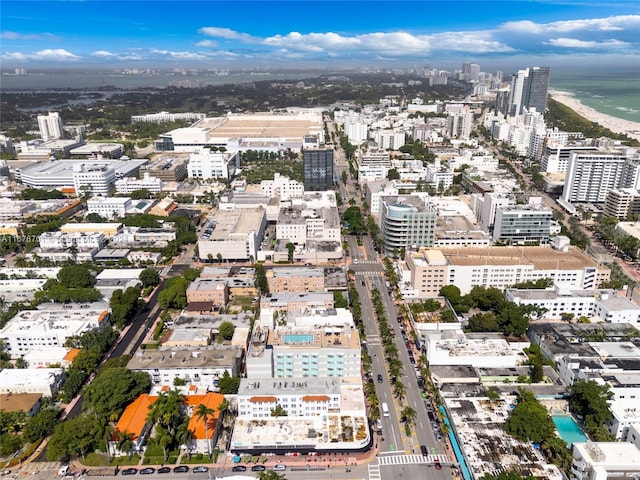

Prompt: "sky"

[1,1,639,70]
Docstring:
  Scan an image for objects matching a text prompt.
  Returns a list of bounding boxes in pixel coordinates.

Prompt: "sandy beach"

[549,89,640,142]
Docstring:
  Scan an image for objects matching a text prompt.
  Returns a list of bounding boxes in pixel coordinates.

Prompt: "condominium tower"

[508,67,550,117]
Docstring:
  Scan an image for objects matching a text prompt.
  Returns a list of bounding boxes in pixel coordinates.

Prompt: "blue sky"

[1,1,639,69]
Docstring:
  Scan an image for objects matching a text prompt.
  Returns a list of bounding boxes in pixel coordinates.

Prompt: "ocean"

[550,68,640,124]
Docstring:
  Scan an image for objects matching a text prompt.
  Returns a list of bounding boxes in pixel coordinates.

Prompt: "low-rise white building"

[87,196,132,219]
[115,173,162,194]
[39,231,105,250]
[506,288,640,324]
[0,368,65,397]
[198,208,266,262]
[187,148,238,180]
[126,346,242,389]
[0,304,109,358]
[606,399,640,441]
[260,173,304,200]
[570,442,640,480]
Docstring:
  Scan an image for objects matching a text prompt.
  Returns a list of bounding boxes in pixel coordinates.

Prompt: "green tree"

[139,268,160,288]
[218,321,236,341]
[116,430,136,459]
[270,405,288,417]
[57,264,96,289]
[86,213,107,223]
[194,403,215,457]
[439,285,462,307]
[257,471,287,480]
[504,389,555,444]
[569,379,613,439]
[218,370,240,394]
[333,291,348,308]
[22,408,60,442]
[254,263,269,295]
[83,367,151,419]
[286,242,295,263]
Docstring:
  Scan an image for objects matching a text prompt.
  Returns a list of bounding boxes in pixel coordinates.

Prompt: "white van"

[382,402,390,417]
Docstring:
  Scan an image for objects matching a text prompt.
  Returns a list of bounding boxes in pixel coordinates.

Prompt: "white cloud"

[91,50,143,60]
[198,27,255,42]
[149,48,209,60]
[196,40,218,47]
[0,31,56,40]
[501,15,640,35]
[546,37,630,48]
[2,48,78,62]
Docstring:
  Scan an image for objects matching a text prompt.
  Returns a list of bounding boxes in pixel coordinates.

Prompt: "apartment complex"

[562,150,640,205]
[379,195,437,255]
[37,112,64,141]
[267,267,325,294]
[604,188,640,219]
[404,246,609,297]
[507,66,550,117]
[570,442,640,480]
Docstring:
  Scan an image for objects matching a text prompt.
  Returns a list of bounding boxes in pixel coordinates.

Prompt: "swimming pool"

[552,415,588,446]
[282,334,314,344]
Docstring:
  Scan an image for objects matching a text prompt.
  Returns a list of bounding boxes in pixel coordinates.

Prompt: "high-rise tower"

[508,67,550,117]
[303,149,334,191]
[37,112,64,141]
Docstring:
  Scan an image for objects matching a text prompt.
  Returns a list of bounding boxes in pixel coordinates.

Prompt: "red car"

[434,461,442,470]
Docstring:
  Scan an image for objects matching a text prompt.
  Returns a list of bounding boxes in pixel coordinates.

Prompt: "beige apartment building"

[186,278,228,306]
[267,267,324,294]
[405,246,610,297]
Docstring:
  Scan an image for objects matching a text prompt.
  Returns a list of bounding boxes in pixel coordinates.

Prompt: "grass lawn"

[108,455,141,466]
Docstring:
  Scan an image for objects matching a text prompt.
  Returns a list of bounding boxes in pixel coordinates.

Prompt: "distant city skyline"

[1,1,639,70]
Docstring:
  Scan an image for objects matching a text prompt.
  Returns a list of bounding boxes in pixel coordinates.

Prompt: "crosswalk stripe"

[368,464,382,480]
[376,454,448,466]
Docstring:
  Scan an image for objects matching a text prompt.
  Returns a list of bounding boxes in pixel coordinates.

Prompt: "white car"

[273,464,286,471]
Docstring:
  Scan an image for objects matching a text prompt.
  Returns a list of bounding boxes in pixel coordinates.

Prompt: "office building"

[379,195,437,255]
[37,112,64,141]
[493,203,552,245]
[303,149,334,191]
[508,67,550,117]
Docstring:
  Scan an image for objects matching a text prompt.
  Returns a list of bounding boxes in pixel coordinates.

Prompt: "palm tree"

[364,381,376,397]
[14,256,28,268]
[156,425,172,461]
[393,381,406,404]
[116,430,135,459]
[400,406,417,432]
[194,403,215,457]
[176,421,195,459]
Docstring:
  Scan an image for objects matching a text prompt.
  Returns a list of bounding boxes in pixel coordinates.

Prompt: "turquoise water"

[551,69,640,124]
[282,334,314,344]
[552,415,588,446]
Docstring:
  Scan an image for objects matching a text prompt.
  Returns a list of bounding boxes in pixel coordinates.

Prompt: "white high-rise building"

[447,112,473,139]
[187,148,239,180]
[562,150,640,205]
[37,112,64,141]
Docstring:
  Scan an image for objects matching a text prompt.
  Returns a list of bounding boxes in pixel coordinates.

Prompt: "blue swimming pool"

[282,334,314,344]
[552,415,588,446]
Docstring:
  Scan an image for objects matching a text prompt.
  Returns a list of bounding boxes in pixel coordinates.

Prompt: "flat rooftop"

[441,246,598,270]
[203,208,264,241]
[269,326,360,350]
[201,113,322,141]
[271,267,324,278]
[127,346,241,369]
[239,377,340,397]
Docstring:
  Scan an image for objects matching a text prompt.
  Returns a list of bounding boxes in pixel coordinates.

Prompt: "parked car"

[273,464,286,471]
[139,468,155,475]
[172,466,189,473]
[251,465,266,472]
[157,467,171,474]
[232,466,246,472]
[121,469,138,476]
[375,419,383,432]
[193,466,209,473]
